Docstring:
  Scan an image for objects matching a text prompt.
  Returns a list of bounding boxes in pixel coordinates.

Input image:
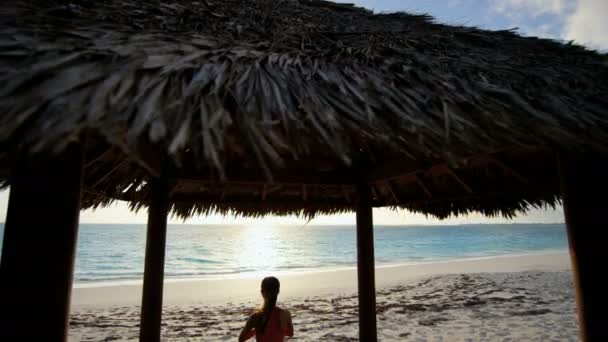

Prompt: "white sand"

[72,251,571,307]
[69,251,578,341]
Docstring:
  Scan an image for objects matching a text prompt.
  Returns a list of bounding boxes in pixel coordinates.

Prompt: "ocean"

[0,223,568,285]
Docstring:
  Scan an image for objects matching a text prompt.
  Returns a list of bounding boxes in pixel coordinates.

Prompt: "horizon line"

[0,222,566,226]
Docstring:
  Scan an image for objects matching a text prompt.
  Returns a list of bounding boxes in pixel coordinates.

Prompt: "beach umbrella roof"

[1,0,607,219]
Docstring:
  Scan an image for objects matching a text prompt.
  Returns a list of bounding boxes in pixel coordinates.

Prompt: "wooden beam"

[444,166,473,193]
[469,156,529,184]
[112,138,161,178]
[83,187,112,199]
[356,182,377,342]
[83,147,114,169]
[385,180,399,204]
[415,174,433,198]
[140,173,170,342]
[558,153,608,342]
[91,160,128,188]
[172,170,356,186]
[368,161,428,183]
[170,194,353,208]
[168,186,546,210]
[0,144,83,341]
[265,185,283,197]
[489,158,529,184]
[168,183,179,197]
[367,147,531,184]
[399,191,551,208]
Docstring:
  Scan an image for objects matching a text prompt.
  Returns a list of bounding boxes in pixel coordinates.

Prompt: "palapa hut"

[0,0,607,341]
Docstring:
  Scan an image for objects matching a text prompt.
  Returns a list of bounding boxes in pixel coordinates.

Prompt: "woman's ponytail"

[256,277,281,334]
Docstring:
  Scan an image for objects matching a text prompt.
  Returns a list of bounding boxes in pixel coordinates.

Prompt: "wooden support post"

[559,153,608,342]
[0,144,83,341]
[356,183,377,342]
[139,174,170,342]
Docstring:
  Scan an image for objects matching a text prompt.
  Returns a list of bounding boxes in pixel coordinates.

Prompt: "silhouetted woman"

[239,276,294,341]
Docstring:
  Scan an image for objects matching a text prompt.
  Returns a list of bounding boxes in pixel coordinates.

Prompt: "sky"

[1,0,606,225]
[348,0,608,50]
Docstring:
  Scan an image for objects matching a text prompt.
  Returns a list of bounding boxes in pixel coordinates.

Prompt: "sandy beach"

[69,251,578,341]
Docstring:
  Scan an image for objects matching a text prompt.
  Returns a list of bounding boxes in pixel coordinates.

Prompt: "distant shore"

[69,251,577,341]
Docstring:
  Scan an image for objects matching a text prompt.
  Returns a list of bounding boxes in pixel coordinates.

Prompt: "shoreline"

[73,248,568,288]
[71,250,571,308]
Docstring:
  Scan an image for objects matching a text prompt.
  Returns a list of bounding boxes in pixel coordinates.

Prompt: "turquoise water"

[0,223,568,284]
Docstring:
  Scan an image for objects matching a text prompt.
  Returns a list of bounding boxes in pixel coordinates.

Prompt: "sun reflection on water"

[236,224,284,275]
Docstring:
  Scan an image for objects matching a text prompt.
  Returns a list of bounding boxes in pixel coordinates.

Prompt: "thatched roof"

[1,0,607,219]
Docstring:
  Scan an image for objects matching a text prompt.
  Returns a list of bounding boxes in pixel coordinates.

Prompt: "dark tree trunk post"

[139,174,170,342]
[0,144,83,341]
[559,153,608,342]
[356,183,377,342]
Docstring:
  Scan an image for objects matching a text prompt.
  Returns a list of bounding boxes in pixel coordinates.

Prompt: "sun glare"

[236,224,283,275]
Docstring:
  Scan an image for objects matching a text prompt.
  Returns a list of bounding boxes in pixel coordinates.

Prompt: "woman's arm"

[238,315,256,342]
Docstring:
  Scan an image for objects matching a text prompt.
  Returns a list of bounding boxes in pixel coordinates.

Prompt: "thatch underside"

[76,146,560,219]
[1,0,607,219]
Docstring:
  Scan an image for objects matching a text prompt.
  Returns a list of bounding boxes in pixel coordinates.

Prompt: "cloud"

[493,0,568,17]
[447,0,464,7]
[564,0,608,50]
[490,0,573,40]
[492,0,608,50]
